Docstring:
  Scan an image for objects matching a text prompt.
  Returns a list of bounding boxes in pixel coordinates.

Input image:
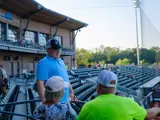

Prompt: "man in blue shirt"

[36,39,76,103]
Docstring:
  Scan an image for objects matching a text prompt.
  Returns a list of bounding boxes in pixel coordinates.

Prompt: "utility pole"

[133,0,140,66]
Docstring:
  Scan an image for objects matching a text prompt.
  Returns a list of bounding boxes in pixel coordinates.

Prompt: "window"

[24,31,37,43]
[8,25,18,42]
[0,22,6,40]
[54,35,63,46]
[39,33,49,46]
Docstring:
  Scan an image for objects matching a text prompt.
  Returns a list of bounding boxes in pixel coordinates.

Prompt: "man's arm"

[69,83,77,101]
[145,107,160,120]
[37,80,45,103]
[69,83,74,94]
[129,98,160,120]
[36,61,48,103]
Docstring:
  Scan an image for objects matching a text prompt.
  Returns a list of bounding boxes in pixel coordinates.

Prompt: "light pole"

[133,0,140,66]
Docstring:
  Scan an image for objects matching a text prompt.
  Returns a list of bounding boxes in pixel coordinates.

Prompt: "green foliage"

[116,59,122,66]
[76,48,92,66]
[76,46,160,67]
[140,60,145,65]
[116,58,130,65]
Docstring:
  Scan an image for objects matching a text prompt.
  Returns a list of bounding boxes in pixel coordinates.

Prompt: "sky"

[36,0,160,50]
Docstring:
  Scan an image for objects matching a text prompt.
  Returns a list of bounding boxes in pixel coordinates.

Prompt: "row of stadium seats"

[69,66,160,103]
[27,88,36,115]
[0,85,20,119]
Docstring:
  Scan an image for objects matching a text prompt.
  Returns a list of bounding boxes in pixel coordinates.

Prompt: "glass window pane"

[24,31,35,43]
[8,25,18,42]
[39,33,48,46]
[54,35,62,46]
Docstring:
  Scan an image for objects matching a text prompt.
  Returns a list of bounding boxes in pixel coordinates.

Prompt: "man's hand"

[42,98,46,104]
[70,93,78,101]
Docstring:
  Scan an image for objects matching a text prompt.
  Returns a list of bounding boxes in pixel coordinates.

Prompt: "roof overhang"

[0,0,88,31]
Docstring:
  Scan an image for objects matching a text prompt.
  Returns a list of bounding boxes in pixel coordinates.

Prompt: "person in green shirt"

[78,70,160,120]
[66,62,69,69]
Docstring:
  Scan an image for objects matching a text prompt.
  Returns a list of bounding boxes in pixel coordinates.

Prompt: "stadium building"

[0,0,87,77]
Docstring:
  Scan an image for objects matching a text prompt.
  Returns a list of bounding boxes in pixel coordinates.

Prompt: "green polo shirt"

[78,94,146,120]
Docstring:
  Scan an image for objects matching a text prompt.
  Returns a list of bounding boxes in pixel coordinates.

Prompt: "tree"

[140,48,156,64]
[76,46,159,67]
[140,60,145,65]
[116,58,130,65]
[90,53,107,63]
[122,58,130,65]
[76,48,92,66]
[116,59,122,66]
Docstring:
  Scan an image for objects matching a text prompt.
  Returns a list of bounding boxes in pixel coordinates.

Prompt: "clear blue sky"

[36,0,160,50]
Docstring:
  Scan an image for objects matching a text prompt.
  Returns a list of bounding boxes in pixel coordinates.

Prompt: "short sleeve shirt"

[36,55,70,103]
[78,94,146,120]
[33,102,74,120]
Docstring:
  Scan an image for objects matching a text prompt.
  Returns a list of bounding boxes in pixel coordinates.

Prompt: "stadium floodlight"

[132,0,140,7]
[132,0,141,66]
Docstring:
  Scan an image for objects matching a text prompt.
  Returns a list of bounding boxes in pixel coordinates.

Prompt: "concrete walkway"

[12,86,27,120]
[3,77,35,120]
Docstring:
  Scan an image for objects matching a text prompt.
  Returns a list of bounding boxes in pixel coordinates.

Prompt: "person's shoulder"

[120,96,134,101]
[58,58,66,66]
[56,102,68,107]
[34,103,46,114]
[82,99,96,110]
[37,56,50,66]
[47,102,68,111]
[38,56,48,63]
[58,58,64,63]
[116,95,137,105]
[115,95,131,101]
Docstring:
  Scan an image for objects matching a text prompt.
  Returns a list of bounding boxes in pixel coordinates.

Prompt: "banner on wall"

[0,12,12,20]
[0,11,20,24]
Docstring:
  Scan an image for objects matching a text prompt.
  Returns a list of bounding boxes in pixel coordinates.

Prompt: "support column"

[72,31,76,69]
[6,23,8,40]
[37,32,40,44]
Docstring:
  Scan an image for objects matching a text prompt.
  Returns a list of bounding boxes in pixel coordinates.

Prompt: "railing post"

[6,23,8,40]
[37,32,40,45]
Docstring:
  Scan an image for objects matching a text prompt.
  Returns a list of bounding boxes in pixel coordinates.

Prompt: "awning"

[0,0,88,31]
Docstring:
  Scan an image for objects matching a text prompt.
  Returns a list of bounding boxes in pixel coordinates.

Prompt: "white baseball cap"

[45,76,64,92]
[97,70,118,88]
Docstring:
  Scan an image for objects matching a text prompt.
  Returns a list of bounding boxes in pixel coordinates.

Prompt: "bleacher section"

[0,66,160,119]
[0,84,20,119]
[70,66,160,101]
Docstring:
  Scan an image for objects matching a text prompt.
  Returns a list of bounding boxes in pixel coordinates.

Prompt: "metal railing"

[1,85,20,120]
[0,100,41,120]
[0,40,42,50]
[0,99,85,120]
[0,40,74,52]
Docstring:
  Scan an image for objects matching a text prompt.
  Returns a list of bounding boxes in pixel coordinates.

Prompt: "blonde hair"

[45,86,64,102]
